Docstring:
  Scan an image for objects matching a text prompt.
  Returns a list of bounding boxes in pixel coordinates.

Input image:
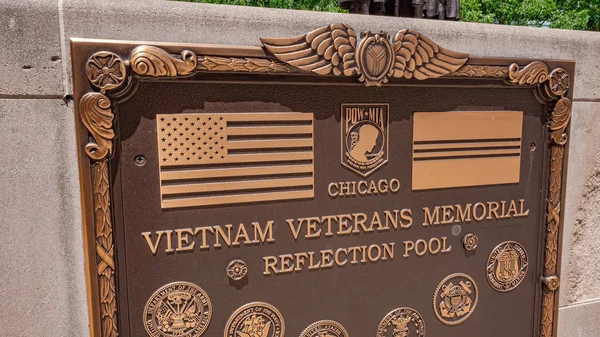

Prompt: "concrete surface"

[0,99,87,336]
[558,299,600,337]
[0,0,63,96]
[561,102,600,305]
[0,0,599,336]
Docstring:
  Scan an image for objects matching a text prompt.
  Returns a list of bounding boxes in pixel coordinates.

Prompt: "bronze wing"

[392,30,468,80]
[261,24,358,76]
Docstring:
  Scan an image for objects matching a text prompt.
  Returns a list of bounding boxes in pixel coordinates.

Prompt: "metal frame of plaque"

[71,24,573,337]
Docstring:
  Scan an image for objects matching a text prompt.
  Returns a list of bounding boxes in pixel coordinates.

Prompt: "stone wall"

[1,0,599,336]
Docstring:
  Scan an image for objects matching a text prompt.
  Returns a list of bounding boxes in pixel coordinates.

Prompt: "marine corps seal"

[300,320,349,337]
[486,241,528,292]
[376,307,425,337]
[143,281,212,337]
[433,273,478,326]
[224,302,284,337]
[341,103,389,177]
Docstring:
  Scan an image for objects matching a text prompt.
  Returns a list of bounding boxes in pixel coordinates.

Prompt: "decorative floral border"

[76,25,571,337]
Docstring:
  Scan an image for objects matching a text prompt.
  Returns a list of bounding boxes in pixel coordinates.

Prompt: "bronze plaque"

[71,25,574,337]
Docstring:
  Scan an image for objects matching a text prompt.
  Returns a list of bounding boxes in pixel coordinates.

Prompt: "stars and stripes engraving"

[157,112,314,208]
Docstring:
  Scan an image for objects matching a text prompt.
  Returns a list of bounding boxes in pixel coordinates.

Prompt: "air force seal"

[341,104,389,177]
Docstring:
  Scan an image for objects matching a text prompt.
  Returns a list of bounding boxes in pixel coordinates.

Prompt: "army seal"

[143,281,212,337]
[224,302,285,337]
[433,273,478,326]
[486,241,528,292]
[376,307,425,337]
[300,320,349,337]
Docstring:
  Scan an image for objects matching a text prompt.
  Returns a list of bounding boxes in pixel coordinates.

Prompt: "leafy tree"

[182,0,600,31]
[460,0,597,31]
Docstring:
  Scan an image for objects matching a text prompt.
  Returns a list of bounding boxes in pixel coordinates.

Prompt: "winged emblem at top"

[261,24,469,86]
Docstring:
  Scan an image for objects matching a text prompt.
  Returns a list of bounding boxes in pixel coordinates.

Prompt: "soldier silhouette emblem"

[342,104,389,177]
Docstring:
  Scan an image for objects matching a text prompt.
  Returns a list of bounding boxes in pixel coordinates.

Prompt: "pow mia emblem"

[433,273,478,326]
[486,241,528,292]
[299,320,349,337]
[224,302,285,337]
[143,281,212,337]
[341,103,389,177]
[377,307,425,337]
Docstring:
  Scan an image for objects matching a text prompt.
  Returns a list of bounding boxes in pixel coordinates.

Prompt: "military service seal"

[486,241,528,292]
[143,281,212,337]
[433,273,478,326]
[224,302,285,337]
[300,320,349,337]
[376,307,425,337]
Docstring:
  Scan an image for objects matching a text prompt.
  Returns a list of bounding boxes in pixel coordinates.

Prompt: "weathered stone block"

[0,99,88,337]
[0,0,64,96]
[558,300,600,337]
[561,102,600,306]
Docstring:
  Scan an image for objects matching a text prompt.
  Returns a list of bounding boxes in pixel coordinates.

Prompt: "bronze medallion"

[376,307,425,337]
[433,273,478,326]
[486,241,529,292]
[224,302,284,337]
[341,103,389,177]
[143,282,212,337]
[300,320,349,337]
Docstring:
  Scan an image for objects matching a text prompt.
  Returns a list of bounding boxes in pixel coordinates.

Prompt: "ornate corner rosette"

[507,60,572,337]
[77,24,571,337]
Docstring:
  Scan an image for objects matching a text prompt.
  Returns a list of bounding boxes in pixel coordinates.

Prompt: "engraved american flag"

[156,112,314,208]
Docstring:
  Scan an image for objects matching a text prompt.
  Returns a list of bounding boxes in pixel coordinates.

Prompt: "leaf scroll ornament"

[550,98,572,145]
[507,61,549,85]
[80,93,115,160]
[130,45,197,77]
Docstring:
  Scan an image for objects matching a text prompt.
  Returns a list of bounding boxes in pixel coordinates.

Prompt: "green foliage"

[180,0,345,12]
[558,0,600,31]
[460,0,494,24]
[180,0,600,31]
[460,0,599,31]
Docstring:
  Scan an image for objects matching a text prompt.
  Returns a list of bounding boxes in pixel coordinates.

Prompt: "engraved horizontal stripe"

[223,112,313,121]
[227,125,313,136]
[413,148,520,159]
[161,189,314,208]
[161,177,313,195]
[414,145,521,153]
[160,164,314,180]
[413,156,520,190]
[413,111,523,141]
[413,140,522,149]
[161,151,313,167]
[413,153,520,161]
[413,138,521,145]
[228,139,313,149]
